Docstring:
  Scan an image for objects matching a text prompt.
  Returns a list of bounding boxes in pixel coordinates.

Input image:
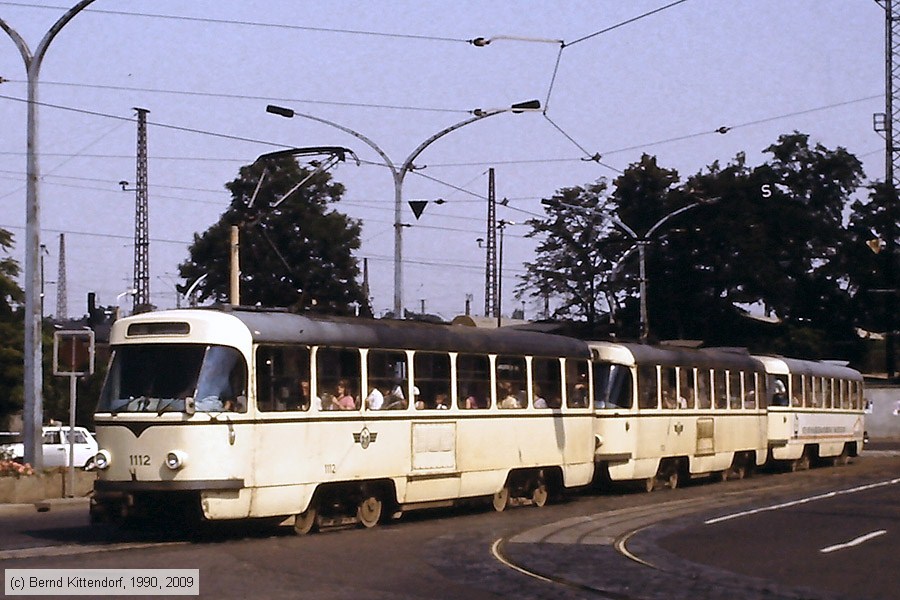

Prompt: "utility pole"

[133,107,150,313]
[56,233,67,319]
[1,0,96,469]
[875,0,899,380]
[484,168,497,318]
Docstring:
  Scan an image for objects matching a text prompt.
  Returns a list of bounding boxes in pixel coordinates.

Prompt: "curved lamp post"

[543,196,718,343]
[0,0,96,468]
[267,99,541,318]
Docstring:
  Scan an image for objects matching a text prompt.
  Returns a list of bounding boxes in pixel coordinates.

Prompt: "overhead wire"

[0,2,471,44]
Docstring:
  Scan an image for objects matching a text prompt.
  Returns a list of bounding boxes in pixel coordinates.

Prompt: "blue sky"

[0,1,886,319]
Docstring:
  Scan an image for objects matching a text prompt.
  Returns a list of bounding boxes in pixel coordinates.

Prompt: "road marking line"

[0,540,188,561]
[704,477,900,525]
[820,530,887,554]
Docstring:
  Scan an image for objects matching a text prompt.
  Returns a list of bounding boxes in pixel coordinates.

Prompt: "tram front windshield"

[97,344,247,414]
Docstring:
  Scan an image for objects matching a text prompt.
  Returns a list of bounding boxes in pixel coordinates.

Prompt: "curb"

[0,497,89,516]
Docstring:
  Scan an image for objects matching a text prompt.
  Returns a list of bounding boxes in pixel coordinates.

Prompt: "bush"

[0,460,34,478]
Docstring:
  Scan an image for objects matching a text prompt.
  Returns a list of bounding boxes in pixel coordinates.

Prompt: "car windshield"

[97,344,247,413]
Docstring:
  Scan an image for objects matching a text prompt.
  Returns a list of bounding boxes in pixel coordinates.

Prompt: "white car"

[0,426,98,469]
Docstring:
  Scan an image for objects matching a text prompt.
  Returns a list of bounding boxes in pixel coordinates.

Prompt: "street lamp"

[542,197,718,342]
[267,99,541,318]
[496,219,516,327]
[0,0,96,469]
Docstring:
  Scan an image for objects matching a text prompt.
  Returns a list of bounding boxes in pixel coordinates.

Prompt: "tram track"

[490,464,898,600]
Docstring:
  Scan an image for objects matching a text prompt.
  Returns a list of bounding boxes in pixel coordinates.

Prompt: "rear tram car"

[90,307,595,532]
[753,355,865,470]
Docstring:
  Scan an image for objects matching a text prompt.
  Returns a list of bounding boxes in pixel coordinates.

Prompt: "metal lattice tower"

[55,233,66,319]
[875,0,899,380]
[133,107,150,311]
[484,168,497,317]
[876,1,900,187]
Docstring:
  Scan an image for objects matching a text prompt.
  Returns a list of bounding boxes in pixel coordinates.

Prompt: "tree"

[519,134,869,359]
[518,180,617,329]
[0,228,24,423]
[179,156,367,315]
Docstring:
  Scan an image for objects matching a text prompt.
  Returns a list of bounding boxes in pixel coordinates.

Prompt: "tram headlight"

[93,450,111,470]
[165,450,188,471]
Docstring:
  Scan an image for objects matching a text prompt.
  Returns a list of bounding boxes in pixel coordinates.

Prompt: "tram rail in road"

[495,469,900,600]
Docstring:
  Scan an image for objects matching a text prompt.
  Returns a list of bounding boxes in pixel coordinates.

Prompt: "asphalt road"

[0,453,898,600]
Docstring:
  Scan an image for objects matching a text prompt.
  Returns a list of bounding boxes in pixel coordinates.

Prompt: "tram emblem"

[353,427,378,449]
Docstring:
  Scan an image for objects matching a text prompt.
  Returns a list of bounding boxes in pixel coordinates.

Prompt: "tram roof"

[752,354,863,380]
[211,308,590,357]
[588,340,763,370]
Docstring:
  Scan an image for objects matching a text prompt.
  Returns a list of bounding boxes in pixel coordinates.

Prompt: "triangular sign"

[409,200,428,220]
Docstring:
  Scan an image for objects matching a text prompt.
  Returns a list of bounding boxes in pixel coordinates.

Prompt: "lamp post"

[542,197,718,342]
[496,219,516,327]
[0,0,96,468]
[267,100,540,318]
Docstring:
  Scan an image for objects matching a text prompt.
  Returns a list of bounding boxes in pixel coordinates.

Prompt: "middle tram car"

[589,341,769,491]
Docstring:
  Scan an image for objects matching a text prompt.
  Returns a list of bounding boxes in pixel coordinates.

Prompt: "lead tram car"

[90,307,595,532]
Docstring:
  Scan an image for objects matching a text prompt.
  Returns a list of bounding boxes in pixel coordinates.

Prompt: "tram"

[588,342,769,491]
[754,355,865,470]
[89,307,595,532]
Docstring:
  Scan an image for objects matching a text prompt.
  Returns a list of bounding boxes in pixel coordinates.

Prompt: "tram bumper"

[91,478,245,523]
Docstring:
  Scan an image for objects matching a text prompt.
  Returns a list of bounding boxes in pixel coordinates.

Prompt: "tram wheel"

[531,474,549,508]
[835,446,851,466]
[492,486,510,512]
[666,470,679,490]
[791,451,810,472]
[718,469,729,483]
[357,496,383,528]
[642,477,655,493]
[294,506,318,535]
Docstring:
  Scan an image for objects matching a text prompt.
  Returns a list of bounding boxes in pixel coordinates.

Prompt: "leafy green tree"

[0,229,23,423]
[518,180,618,329]
[179,156,367,315]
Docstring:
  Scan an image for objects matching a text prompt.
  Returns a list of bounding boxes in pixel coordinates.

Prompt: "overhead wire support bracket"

[249,145,359,209]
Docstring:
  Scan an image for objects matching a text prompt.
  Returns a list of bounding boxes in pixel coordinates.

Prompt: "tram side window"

[728,371,743,409]
[565,359,589,408]
[458,354,491,409]
[637,365,659,410]
[532,358,562,409]
[757,373,768,409]
[677,367,695,409]
[713,370,728,409]
[256,345,311,412]
[849,381,861,409]
[413,352,451,410]
[823,378,834,409]
[791,374,804,407]
[496,355,527,409]
[195,346,248,413]
[316,347,361,411]
[742,372,757,408]
[696,369,711,409]
[366,350,408,411]
[661,367,678,409]
[593,363,633,409]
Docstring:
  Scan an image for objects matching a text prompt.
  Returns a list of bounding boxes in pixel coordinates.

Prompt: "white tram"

[754,355,865,470]
[90,307,594,532]
[589,342,770,491]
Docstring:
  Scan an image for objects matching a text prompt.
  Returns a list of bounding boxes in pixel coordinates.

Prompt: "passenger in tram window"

[328,379,356,410]
[533,383,548,409]
[772,379,789,406]
[434,393,450,410]
[384,381,408,410]
[570,374,588,408]
[365,386,385,410]
[299,380,319,411]
[499,381,521,409]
